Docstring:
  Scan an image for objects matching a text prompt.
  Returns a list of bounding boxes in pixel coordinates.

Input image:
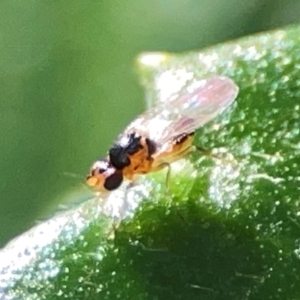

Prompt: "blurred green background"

[0,0,299,247]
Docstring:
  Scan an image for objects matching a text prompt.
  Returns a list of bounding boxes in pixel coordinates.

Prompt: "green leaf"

[1,25,300,300]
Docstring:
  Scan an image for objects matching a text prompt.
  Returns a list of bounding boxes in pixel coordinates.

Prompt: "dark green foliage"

[1,26,300,300]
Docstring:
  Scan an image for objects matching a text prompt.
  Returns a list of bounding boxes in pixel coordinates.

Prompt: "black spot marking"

[145,138,156,157]
[173,132,194,145]
[109,133,142,169]
[104,170,123,191]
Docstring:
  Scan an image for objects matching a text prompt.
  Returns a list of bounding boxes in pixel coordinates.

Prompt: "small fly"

[86,76,239,192]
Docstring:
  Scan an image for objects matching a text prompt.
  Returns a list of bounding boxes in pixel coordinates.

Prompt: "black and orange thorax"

[108,131,195,180]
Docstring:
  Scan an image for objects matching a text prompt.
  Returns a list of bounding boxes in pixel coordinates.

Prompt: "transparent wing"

[124,76,239,150]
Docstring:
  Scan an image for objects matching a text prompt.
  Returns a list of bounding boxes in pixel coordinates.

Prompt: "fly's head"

[86,159,123,191]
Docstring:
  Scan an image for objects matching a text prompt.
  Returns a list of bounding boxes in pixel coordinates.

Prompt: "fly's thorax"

[109,132,157,170]
[86,159,123,191]
[109,133,142,169]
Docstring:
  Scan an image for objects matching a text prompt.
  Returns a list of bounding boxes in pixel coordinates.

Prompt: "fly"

[86,76,239,192]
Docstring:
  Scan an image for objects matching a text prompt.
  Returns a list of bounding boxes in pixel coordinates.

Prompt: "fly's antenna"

[60,171,87,189]
[61,171,84,180]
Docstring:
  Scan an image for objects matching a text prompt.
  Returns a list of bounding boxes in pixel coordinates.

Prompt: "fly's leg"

[159,162,172,189]
[195,145,212,156]
[107,181,137,238]
[195,145,233,164]
[194,145,220,161]
[160,162,173,201]
[117,180,136,222]
[165,163,171,189]
[150,162,172,189]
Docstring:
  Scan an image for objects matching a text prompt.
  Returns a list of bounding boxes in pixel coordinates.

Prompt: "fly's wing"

[124,76,239,151]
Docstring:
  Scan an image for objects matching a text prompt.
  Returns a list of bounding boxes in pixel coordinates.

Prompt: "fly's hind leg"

[195,145,212,156]
[195,144,231,164]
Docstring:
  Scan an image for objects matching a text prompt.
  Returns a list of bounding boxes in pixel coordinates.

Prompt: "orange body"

[86,76,238,192]
[122,133,195,180]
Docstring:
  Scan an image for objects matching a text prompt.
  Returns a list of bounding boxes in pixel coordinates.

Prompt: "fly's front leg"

[156,162,171,189]
[146,161,173,199]
[107,179,138,237]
